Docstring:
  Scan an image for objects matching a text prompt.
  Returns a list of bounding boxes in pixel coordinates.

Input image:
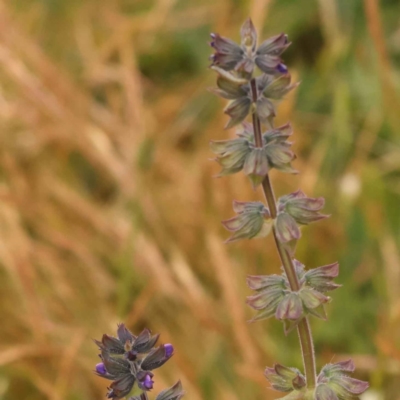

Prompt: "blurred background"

[0,0,399,399]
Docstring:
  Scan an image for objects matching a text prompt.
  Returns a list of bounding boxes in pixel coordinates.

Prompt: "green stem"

[250,78,317,388]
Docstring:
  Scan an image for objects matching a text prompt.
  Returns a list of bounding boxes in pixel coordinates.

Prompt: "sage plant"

[209,19,369,400]
[94,323,184,400]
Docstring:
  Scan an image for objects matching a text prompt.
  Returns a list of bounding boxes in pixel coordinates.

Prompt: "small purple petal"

[139,373,154,391]
[277,63,288,74]
[95,362,107,375]
[144,375,154,390]
[164,343,174,358]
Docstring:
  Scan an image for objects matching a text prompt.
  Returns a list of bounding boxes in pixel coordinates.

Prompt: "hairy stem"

[250,78,317,388]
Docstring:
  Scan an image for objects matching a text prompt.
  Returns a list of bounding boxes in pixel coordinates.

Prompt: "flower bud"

[101,350,131,377]
[164,343,174,358]
[117,323,136,346]
[95,334,125,355]
[96,362,107,375]
[133,328,160,353]
[137,371,154,391]
[277,63,288,74]
[255,33,290,74]
[141,344,174,371]
[222,201,272,242]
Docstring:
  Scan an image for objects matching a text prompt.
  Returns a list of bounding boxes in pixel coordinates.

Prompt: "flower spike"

[207,18,368,399]
[94,324,182,400]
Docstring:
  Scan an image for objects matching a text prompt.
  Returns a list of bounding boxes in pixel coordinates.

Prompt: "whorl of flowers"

[210,19,289,76]
[265,360,369,400]
[246,260,339,333]
[210,122,296,188]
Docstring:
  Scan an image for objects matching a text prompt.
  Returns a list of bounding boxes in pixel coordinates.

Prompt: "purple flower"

[276,63,288,74]
[96,362,107,375]
[137,372,154,391]
[164,344,174,358]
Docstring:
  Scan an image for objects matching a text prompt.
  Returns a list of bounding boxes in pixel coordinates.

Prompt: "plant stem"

[250,78,317,388]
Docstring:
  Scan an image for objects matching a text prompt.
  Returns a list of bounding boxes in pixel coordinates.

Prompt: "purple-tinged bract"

[316,360,369,399]
[222,201,272,242]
